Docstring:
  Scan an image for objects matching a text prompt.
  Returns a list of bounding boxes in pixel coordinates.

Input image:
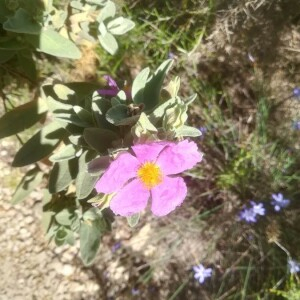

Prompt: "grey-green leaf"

[55,209,74,226]
[132,67,150,104]
[83,128,119,153]
[175,125,202,138]
[107,17,135,35]
[12,122,66,167]
[97,0,116,22]
[80,217,103,265]
[137,59,174,111]
[127,213,140,227]
[98,32,118,55]
[3,8,42,34]
[105,104,128,125]
[76,151,99,199]
[48,158,78,193]
[26,28,81,59]
[11,168,43,205]
[49,144,77,162]
[0,99,47,139]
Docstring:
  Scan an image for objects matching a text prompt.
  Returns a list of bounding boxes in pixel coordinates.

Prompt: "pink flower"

[95,140,203,216]
[98,75,119,97]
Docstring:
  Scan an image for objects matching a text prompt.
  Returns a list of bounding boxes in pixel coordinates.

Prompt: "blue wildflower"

[293,87,300,98]
[288,259,300,274]
[250,201,265,216]
[271,193,290,211]
[111,241,121,252]
[131,288,140,295]
[193,264,212,284]
[239,207,257,223]
[292,121,300,130]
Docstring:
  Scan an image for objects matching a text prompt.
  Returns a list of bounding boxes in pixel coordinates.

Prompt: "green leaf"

[12,122,66,167]
[0,37,26,50]
[98,32,118,55]
[136,60,174,111]
[0,50,16,64]
[3,8,41,34]
[0,99,47,139]
[149,98,176,125]
[87,193,114,211]
[26,28,81,59]
[97,0,116,22]
[11,168,43,205]
[127,213,140,227]
[53,84,75,100]
[107,17,135,35]
[132,67,150,104]
[76,151,99,199]
[55,209,74,226]
[17,50,37,81]
[131,112,157,143]
[83,128,119,152]
[73,106,94,126]
[80,211,106,265]
[105,104,128,125]
[49,144,77,162]
[175,125,202,138]
[48,158,78,193]
[87,156,110,174]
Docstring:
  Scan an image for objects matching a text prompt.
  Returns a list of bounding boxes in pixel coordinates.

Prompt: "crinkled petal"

[95,152,139,194]
[110,179,149,216]
[156,140,203,175]
[104,75,118,88]
[132,142,168,163]
[151,176,187,216]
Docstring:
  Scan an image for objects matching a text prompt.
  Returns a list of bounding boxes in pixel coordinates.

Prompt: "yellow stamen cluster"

[137,162,162,189]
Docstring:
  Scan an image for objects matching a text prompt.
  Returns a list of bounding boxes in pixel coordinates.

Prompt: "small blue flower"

[293,87,300,98]
[111,241,121,252]
[288,259,300,274]
[131,288,140,295]
[250,201,265,216]
[292,121,300,130]
[271,193,290,211]
[193,264,212,284]
[239,207,257,223]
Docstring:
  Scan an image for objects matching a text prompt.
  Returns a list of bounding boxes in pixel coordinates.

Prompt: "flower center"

[137,162,162,189]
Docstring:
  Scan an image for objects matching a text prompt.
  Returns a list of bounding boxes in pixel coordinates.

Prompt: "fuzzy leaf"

[55,209,74,226]
[97,1,116,22]
[105,104,128,125]
[49,144,77,162]
[26,28,81,59]
[3,8,41,34]
[48,158,78,193]
[87,156,110,174]
[134,60,174,111]
[12,122,66,167]
[0,99,47,139]
[83,128,119,152]
[175,125,202,137]
[76,151,99,199]
[107,17,135,35]
[132,67,150,104]
[127,213,140,227]
[80,210,107,265]
[11,168,43,205]
[98,31,118,55]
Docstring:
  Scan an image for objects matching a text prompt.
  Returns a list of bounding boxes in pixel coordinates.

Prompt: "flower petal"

[95,152,139,194]
[151,176,187,216]
[132,142,167,163]
[156,140,203,175]
[110,179,149,216]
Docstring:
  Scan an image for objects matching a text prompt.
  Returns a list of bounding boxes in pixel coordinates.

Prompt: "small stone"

[58,264,75,277]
